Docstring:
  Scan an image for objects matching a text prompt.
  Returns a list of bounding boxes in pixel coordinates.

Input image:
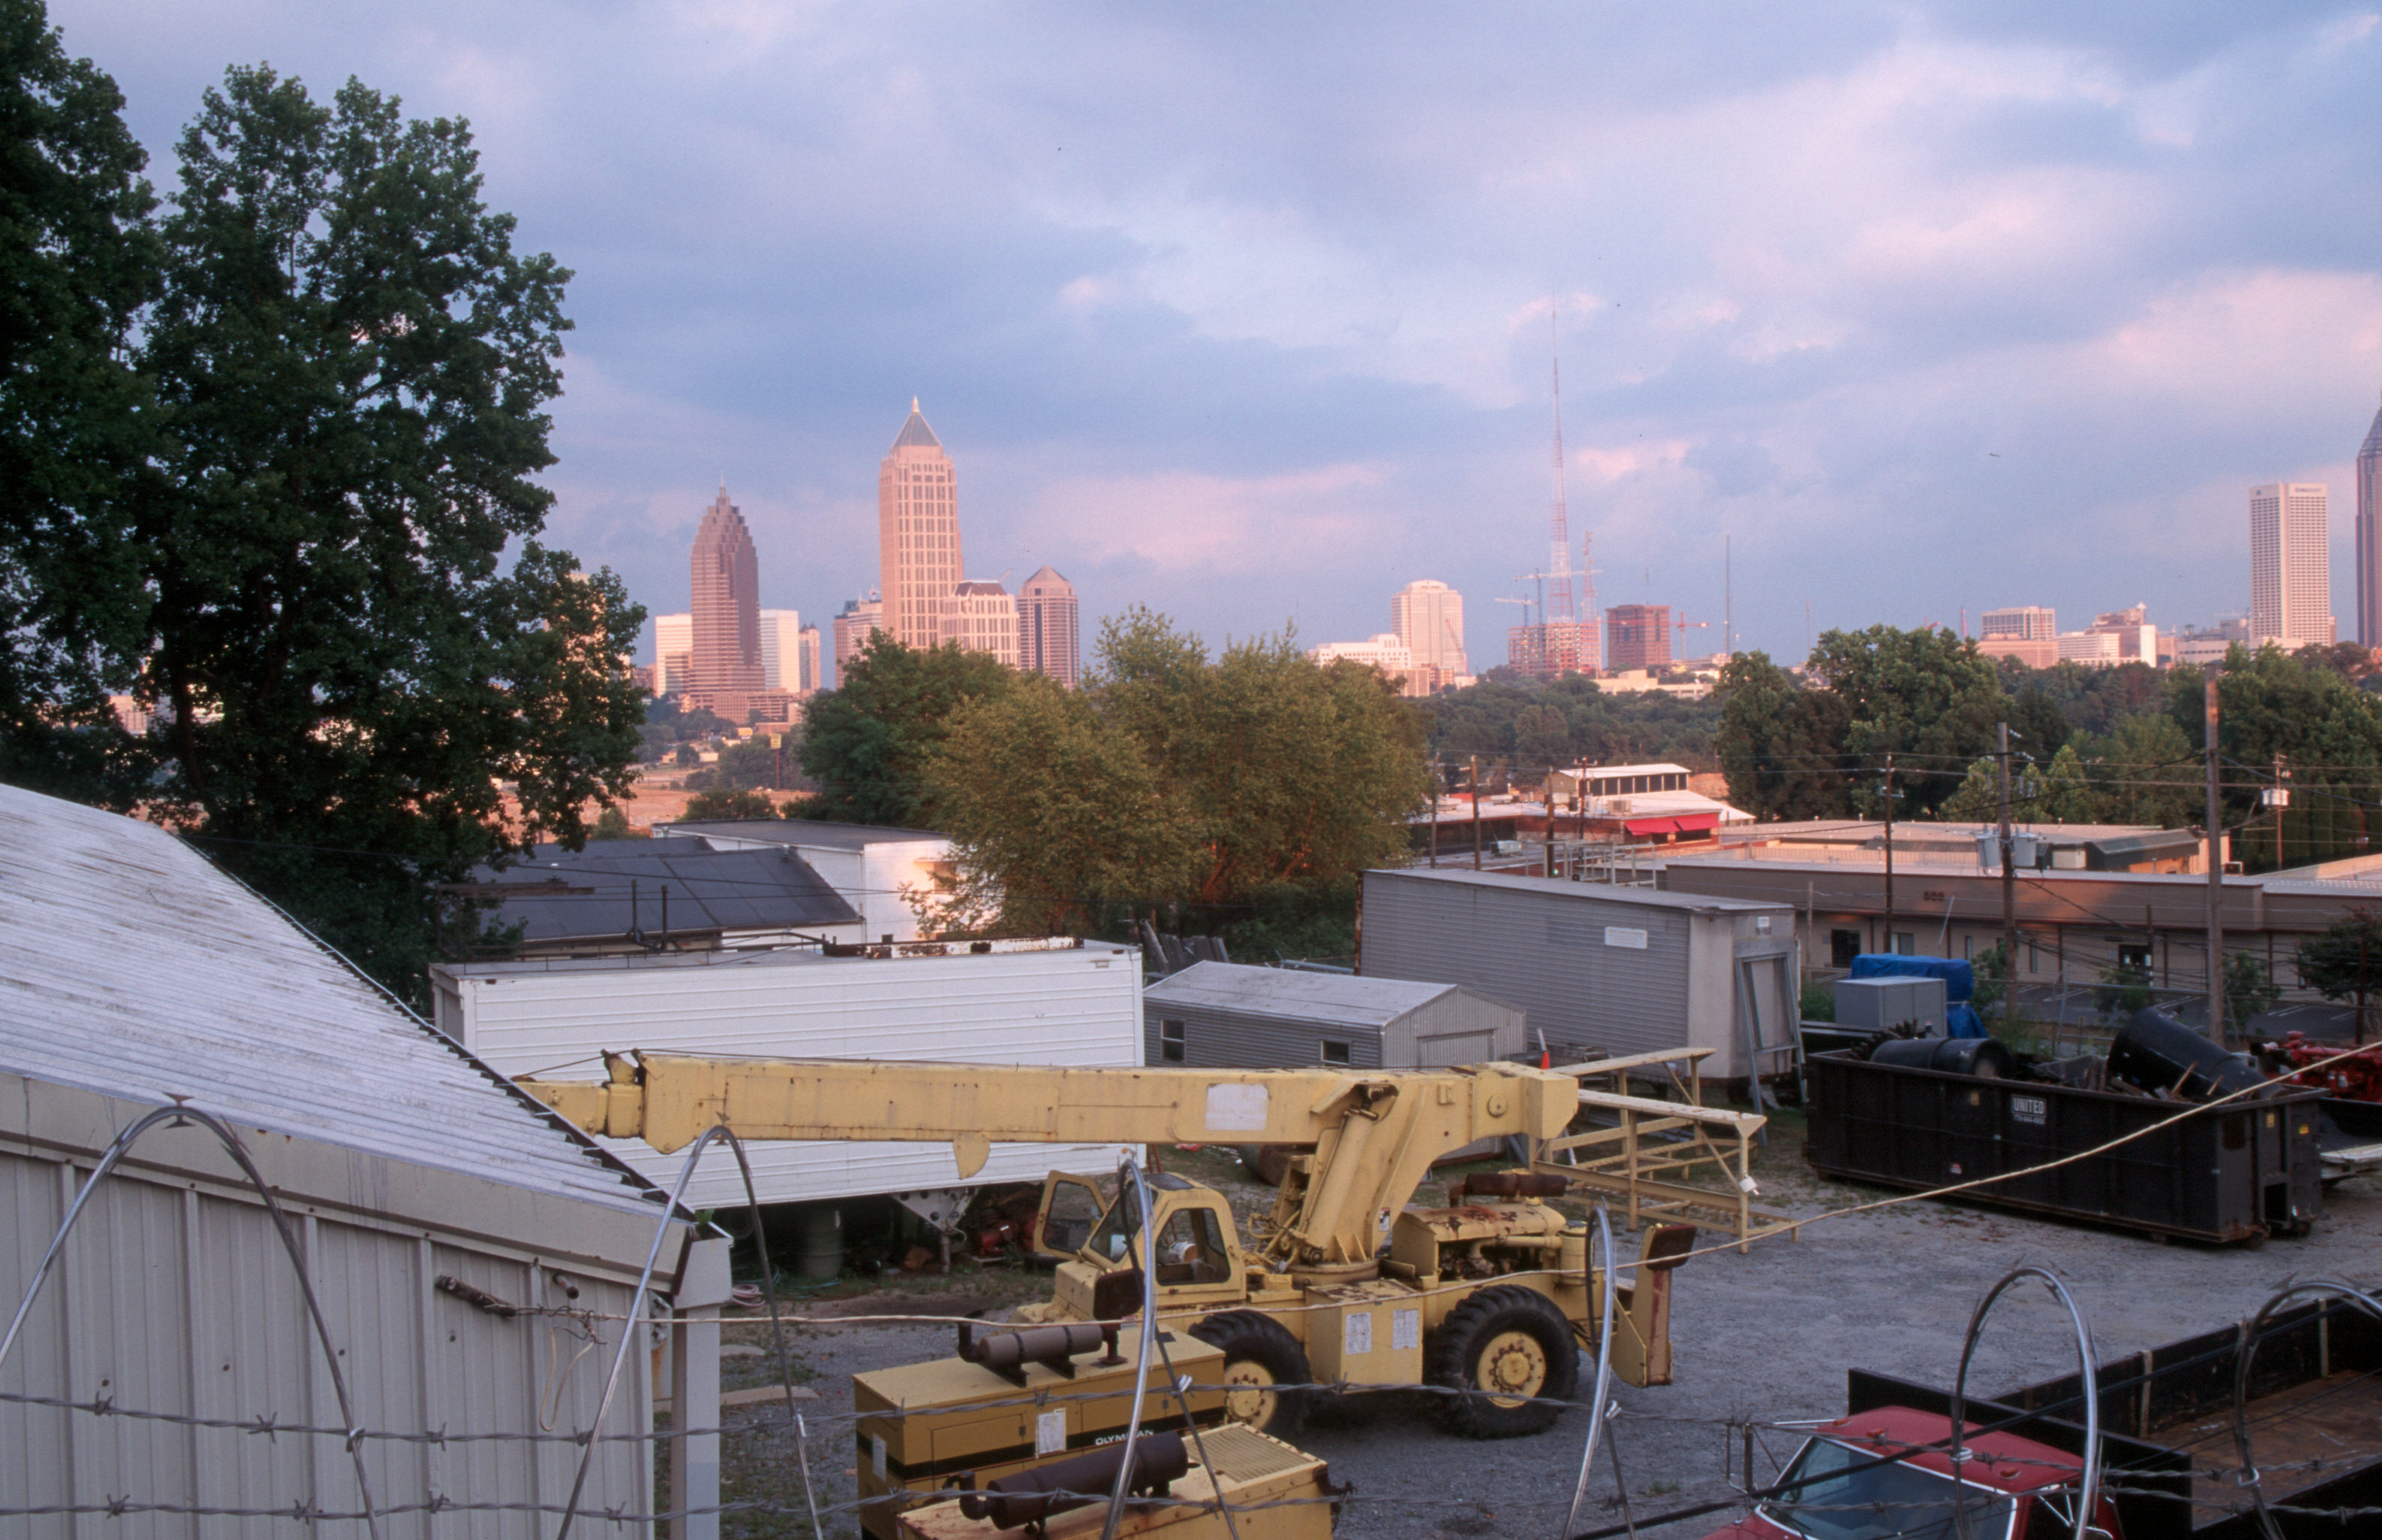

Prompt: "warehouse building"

[0,784,728,1538]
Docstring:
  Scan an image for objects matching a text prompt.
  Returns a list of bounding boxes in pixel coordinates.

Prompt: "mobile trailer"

[429,938,1141,1214]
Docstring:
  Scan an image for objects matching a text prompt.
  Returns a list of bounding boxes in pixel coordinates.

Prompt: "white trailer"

[429,937,1141,1217]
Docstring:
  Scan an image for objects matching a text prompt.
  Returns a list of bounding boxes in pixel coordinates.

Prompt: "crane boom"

[522,1054,1580,1268]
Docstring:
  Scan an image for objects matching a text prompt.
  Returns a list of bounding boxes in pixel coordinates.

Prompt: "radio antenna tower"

[1547,305,1577,665]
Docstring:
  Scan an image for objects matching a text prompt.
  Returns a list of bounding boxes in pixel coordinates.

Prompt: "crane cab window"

[1160,1018,1186,1063]
[1040,1178,1107,1257]
[1150,1207,1232,1285]
[1319,1040,1351,1065]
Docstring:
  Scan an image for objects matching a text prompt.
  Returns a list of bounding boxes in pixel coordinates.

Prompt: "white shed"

[0,784,732,1538]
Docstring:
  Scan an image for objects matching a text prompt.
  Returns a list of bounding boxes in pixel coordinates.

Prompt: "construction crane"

[524,1055,1693,1443]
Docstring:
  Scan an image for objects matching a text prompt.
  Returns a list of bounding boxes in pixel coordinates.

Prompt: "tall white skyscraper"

[653,613,692,694]
[2250,483,2334,647]
[757,609,806,691]
[879,401,962,650]
[1391,580,1467,681]
[2357,393,2382,647]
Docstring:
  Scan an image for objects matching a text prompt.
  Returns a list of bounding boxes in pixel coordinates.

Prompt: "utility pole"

[1999,723,2017,1011]
[1724,533,1732,656]
[1471,755,1483,872]
[2205,671,2225,1046]
[1881,750,1896,954]
[1429,762,1441,868]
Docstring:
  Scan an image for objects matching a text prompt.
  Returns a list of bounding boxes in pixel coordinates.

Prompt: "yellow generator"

[856,1319,1229,1540]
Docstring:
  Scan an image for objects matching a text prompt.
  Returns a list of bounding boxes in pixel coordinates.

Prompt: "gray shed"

[0,784,734,1538]
[1358,868,1800,1083]
[1142,962,1526,1070]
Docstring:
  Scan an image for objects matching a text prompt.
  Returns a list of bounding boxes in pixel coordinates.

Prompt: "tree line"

[0,5,641,996]
[1716,626,2382,873]
[796,614,1433,959]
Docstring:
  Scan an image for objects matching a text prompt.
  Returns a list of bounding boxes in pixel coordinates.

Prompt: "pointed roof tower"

[892,396,941,450]
[2363,389,2382,462]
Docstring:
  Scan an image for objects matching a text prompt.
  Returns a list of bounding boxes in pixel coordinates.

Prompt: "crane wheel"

[1188,1311,1314,1438]
[1426,1286,1580,1438]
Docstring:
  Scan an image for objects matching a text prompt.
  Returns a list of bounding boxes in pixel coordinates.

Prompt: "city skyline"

[62,6,2382,670]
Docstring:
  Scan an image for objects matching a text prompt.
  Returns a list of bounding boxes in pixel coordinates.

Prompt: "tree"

[2223,951,2280,1032]
[2171,650,2382,872]
[2035,743,2105,823]
[1808,626,2005,820]
[0,2,159,800]
[2296,908,2382,1044]
[683,786,776,821]
[591,806,647,840]
[1713,650,1852,820]
[2078,712,2198,828]
[920,609,1433,948]
[796,632,1013,826]
[923,676,1193,936]
[124,68,640,996]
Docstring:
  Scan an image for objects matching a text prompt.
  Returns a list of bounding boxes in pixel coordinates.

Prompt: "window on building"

[2117,943,2151,977]
[1320,1040,1352,1065]
[1160,1019,1186,1063]
[1831,929,1862,968]
[1891,932,1916,956]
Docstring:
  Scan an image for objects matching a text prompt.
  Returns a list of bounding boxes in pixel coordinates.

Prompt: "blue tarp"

[1847,953,1986,1038]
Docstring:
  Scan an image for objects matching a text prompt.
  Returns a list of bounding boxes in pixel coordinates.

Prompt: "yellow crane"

[525,1054,1693,1443]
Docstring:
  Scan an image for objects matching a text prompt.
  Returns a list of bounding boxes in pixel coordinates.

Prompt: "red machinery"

[2261,1032,2382,1102]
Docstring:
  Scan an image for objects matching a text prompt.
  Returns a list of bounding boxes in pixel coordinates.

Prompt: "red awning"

[1622,817,1678,835]
[1672,812,1720,833]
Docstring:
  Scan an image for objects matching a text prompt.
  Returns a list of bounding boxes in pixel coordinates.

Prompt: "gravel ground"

[707,1129,2382,1540]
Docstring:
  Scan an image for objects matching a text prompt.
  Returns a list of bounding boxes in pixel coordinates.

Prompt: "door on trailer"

[1732,938,1801,1107]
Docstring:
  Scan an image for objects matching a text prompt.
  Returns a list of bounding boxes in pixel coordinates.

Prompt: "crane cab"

[1028,1171,1250,1319]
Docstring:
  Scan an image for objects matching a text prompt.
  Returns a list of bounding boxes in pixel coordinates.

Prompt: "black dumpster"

[1805,1048,2326,1243]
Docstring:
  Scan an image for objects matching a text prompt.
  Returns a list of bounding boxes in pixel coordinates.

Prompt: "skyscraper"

[2358,394,2382,646]
[832,592,882,687]
[653,613,692,694]
[944,581,1020,668]
[757,609,805,690]
[1605,604,1671,671]
[879,399,962,650]
[688,485,762,716]
[2250,483,2334,647]
[797,623,821,693]
[1391,580,1467,685]
[1018,566,1080,687]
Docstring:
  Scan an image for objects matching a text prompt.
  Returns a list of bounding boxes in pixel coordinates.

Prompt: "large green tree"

[2172,648,2382,872]
[0,2,158,799]
[796,632,1014,826]
[920,609,1432,945]
[1809,626,2006,819]
[1712,649,1853,820]
[126,68,641,993]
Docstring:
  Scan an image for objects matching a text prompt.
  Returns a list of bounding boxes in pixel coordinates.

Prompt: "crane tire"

[1189,1311,1314,1438]
[1426,1285,1580,1438]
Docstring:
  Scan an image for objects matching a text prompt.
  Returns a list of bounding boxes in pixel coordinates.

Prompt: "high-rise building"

[687,486,762,717]
[832,592,882,687]
[944,581,1019,667]
[879,399,962,651]
[1312,635,1420,695]
[2250,483,2333,647]
[1978,605,2059,668]
[1392,581,1467,684]
[653,613,692,695]
[1018,566,1080,687]
[2084,606,2156,666]
[757,610,805,691]
[2358,394,2382,646]
[798,623,821,693]
[1605,604,1671,672]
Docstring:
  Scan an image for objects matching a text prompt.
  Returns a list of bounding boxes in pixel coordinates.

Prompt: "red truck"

[1702,1404,2112,1540]
[1694,1296,2380,1540]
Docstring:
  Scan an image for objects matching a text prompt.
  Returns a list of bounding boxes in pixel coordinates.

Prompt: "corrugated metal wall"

[1382,993,1528,1067]
[1141,1000,1387,1070]
[448,946,1143,1209]
[1361,872,1790,1073]
[0,1146,653,1539]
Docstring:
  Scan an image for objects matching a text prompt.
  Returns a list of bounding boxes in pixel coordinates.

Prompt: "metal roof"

[0,784,660,1217]
[1145,961,1502,1030]
[1371,865,1792,913]
[656,818,947,850]
[892,402,941,450]
[484,841,859,944]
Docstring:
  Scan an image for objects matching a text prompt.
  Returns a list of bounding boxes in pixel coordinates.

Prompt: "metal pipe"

[1948,1266,2100,1540]
[1558,1205,1620,1538]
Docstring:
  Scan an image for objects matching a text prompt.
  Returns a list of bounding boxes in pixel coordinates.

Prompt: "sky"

[53,2,2382,675]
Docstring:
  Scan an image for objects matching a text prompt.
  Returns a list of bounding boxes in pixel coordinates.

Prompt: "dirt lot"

[702,1126,2382,1540]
